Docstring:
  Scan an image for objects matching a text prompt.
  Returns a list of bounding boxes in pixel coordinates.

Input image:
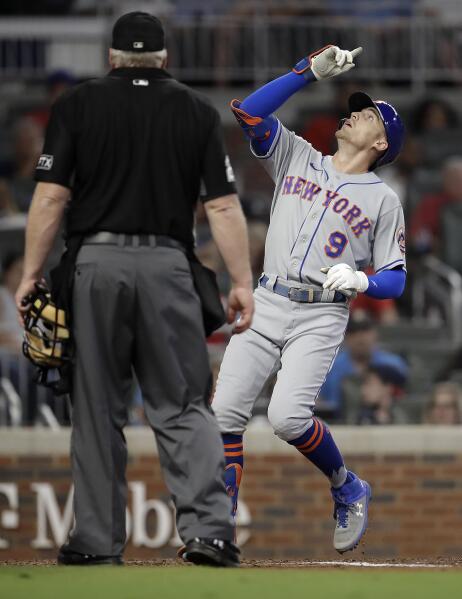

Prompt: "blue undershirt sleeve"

[234,70,316,155]
[240,70,316,118]
[365,267,406,299]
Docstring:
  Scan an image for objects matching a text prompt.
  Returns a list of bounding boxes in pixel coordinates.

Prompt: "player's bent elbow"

[395,281,406,298]
[390,268,406,298]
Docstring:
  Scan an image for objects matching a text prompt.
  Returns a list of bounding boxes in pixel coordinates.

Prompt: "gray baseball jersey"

[212,119,406,443]
[255,120,406,285]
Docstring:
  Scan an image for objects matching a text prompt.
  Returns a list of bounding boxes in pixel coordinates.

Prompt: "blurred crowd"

[1,49,462,427]
[0,0,460,19]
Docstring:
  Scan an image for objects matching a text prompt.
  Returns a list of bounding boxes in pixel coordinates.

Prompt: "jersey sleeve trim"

[200,187,237,203]
[34,168,73,188]
[375,259,406,273]
[249,119,282,159]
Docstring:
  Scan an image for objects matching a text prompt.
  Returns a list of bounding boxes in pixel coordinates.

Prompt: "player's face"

[346,328,377,360]
[429,392,460,425]
[337,107,388,154]
[361,372,392,407]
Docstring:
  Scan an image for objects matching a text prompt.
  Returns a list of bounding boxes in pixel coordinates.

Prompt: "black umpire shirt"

[35,67,236,248]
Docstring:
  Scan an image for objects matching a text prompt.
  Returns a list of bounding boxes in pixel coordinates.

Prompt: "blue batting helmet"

[348,92,405,169]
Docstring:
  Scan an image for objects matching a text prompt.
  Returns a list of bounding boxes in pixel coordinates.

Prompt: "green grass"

[1,565,461,599]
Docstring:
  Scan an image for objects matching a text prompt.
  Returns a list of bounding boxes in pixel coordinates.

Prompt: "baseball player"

[213,45,406,553]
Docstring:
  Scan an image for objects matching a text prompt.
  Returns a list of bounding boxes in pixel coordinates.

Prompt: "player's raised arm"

[230,45,362,156]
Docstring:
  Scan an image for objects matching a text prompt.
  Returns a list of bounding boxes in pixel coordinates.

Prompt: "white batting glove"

[321,263,369,295]
[310,46,363,81]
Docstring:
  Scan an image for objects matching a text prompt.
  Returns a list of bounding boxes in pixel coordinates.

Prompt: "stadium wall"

[1,426,462,561]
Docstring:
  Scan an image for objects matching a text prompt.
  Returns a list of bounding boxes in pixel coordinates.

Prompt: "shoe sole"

[183,542,239,568]
[57,557,123,566]
[336,481,372,555]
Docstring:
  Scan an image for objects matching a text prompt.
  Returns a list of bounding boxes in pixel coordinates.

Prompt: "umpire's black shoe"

[183,538,240,568]
[57,545,124,566]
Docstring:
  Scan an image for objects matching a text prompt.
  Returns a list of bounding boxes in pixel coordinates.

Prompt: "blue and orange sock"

[288,417,348,488]
[222,433,243,516]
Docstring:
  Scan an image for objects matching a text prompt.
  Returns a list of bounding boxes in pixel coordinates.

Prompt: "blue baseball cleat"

[331,471,371,553]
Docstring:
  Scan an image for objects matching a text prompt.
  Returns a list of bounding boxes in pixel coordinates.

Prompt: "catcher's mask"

[22,283,71,370]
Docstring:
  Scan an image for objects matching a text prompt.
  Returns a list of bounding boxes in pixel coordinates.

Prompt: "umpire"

[16,12,254,567]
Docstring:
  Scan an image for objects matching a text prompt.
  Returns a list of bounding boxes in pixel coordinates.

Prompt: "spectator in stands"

[379,137,423,210]
[247,220,267,276]
[325,0,413,19]
[436,345,462,383]
[320,313,408,412]
[0,252,33,423]
[196,196,269,290]
[350,267,399,325]
[0,180,18,217]
[410,98,458,135]
[0,118,44,212]
[350,297,399,325]
[27,69,76,128]
[423,382,462,425]
[0,252,24,354]
[355,364,408,425]
[410,156,462,254]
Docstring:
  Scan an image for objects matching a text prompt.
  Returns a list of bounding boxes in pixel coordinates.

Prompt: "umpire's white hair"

[110,48,167,68]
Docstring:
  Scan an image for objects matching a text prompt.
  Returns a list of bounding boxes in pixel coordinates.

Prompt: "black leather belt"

[83,232,186,252]
[259,275,347,304]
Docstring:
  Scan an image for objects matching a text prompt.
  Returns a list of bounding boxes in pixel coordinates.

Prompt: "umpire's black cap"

[111,12,165,52]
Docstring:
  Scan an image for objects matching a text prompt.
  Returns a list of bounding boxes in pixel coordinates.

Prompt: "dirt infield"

[2,557,462,569]
[241,557,462,569]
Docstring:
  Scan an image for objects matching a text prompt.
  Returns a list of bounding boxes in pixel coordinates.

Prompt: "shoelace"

[334,501,352,528]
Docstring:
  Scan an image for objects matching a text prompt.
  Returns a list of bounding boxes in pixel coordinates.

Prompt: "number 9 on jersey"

[324,231,348,257]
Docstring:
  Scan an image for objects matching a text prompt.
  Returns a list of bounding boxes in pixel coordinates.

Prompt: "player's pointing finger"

[350,47,363,59]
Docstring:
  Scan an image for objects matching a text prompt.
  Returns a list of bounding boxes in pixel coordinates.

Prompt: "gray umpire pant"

[67,243,234,556]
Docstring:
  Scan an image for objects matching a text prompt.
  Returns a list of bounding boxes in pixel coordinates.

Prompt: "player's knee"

[267,403,314,442]
[212,394,249,435]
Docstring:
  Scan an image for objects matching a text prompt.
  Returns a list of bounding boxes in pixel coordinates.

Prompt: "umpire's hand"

[15,277,41,327]
[227,286,254,333]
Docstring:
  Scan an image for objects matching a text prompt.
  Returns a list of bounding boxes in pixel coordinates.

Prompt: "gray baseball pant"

[67,243,233,556]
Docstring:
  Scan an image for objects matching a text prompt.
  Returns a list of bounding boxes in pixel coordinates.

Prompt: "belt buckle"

[288,286,303,302]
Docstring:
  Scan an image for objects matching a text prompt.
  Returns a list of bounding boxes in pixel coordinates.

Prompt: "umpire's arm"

[200,104,254,333]
[15,182,70,323]
[15,90,74,323]
[205,194,254,333]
